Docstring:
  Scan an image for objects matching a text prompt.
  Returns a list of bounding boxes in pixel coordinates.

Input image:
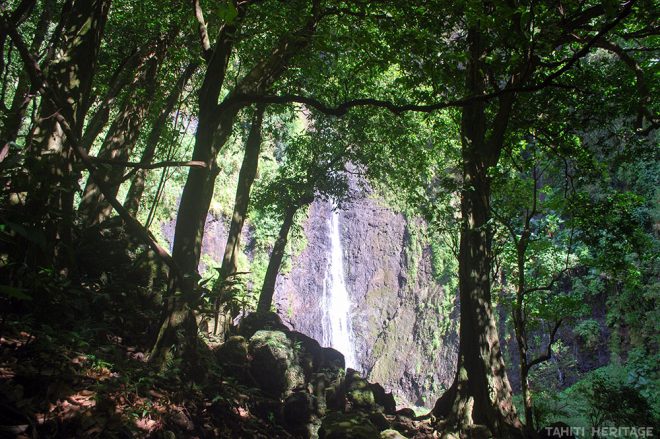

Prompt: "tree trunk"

[78,38,166,226]
[216,104,265,325]
[149,5,319,368]
[432,27,523,438]
[124,61,198,216]
[77,97,143,225]
[1,0,56,154]
[514,237,533,431]
[257,204,298,313]
[23,0,110,268]
[147,27,237,364]
[79,46,149,153]
[0,0,37,84]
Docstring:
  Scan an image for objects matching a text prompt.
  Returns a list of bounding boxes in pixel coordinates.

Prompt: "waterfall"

[321,204,358,369]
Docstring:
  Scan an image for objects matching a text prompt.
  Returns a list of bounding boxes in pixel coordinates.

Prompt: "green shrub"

[573,319,602,349]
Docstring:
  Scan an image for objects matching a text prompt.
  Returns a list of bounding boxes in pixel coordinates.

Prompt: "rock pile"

[215,312,434,438]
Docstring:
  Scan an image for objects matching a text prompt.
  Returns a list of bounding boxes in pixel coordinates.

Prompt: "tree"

[253,121,351,313]
[78,32,174,226]
[123,61,199,216]
[148,0,326,368]
[214,104,266,326]
[21,0,111,269]
[491,137,582,430]
[1,0,57,156]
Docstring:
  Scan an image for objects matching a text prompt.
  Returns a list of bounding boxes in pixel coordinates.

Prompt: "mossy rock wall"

[274,174,459,408]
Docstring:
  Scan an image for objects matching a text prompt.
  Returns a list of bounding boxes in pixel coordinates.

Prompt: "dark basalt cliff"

[274,181,459,408]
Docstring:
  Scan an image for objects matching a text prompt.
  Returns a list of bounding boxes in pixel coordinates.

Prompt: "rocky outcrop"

[216,312,414,438]
[249,330,307,398]
[274,177,459,408]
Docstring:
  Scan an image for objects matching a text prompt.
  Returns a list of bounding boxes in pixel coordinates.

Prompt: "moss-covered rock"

[284,390,315,425]
[346,369,376,410]
[284,391,321,438]
[289,331,324,378]
[369,382,396,415]
[345,369,395,414]
[380,429,408,439]
[238,312,288,339]
[249,330,305,399]
[216,335,250,382]
[318,412,380,439]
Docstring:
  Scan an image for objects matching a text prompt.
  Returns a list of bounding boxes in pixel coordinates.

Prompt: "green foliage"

[533,360,660,431]
[0,284,31,301]
[571,366,656,429]
[573,319,602,350]
[209,270,254,317]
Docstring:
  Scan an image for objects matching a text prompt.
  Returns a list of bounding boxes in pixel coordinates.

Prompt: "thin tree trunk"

[124,61,198,216]
[78,37,168,226]
[0,0,37,74]
[257,205,298,313]
[79,46,146,153]
[78,95,146,225]
[215,104,265,327]
[1,0,56,155]
[514,237,533,430]
[147,33,236,365]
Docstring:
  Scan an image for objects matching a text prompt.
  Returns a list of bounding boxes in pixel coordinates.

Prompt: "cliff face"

[161,181,460,407]
[274,181,459,408]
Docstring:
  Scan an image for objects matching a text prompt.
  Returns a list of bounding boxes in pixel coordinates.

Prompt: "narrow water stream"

[321,205,358,369]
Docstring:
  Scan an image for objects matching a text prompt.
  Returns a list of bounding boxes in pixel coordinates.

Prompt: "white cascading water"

[321,205,358,369]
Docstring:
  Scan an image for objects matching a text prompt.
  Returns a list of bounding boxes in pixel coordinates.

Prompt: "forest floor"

[0,224,440,438]
[0,286,435,438]
[0,313,296,438]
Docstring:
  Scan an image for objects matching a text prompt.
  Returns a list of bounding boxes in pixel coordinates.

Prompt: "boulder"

[289,331,324,378]
[319,412,380,439]
[311,371,341,416]
[344,369,397,414]
[320,347,345,372]
[380,429,408,439]
[216,336,250,381]
[238,312,288,339]
[248,330,305,398]
[369,382,396,415]
[345,369,376,410]
[284,391,315,425]
[308,347,346,414]
[284,391,321,438]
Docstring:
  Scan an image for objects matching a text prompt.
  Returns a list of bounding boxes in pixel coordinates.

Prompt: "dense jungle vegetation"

[0,0,658,438]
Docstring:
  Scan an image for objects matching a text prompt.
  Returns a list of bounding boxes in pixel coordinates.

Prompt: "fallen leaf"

[135,417,157,431]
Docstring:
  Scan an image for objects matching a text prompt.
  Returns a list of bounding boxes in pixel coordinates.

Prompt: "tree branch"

[523,266,571,296]
[223,1,636,117]
[192,0,211,59]
[528,319,563,369]
[592,37,656,128]
[89,157,207,170]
